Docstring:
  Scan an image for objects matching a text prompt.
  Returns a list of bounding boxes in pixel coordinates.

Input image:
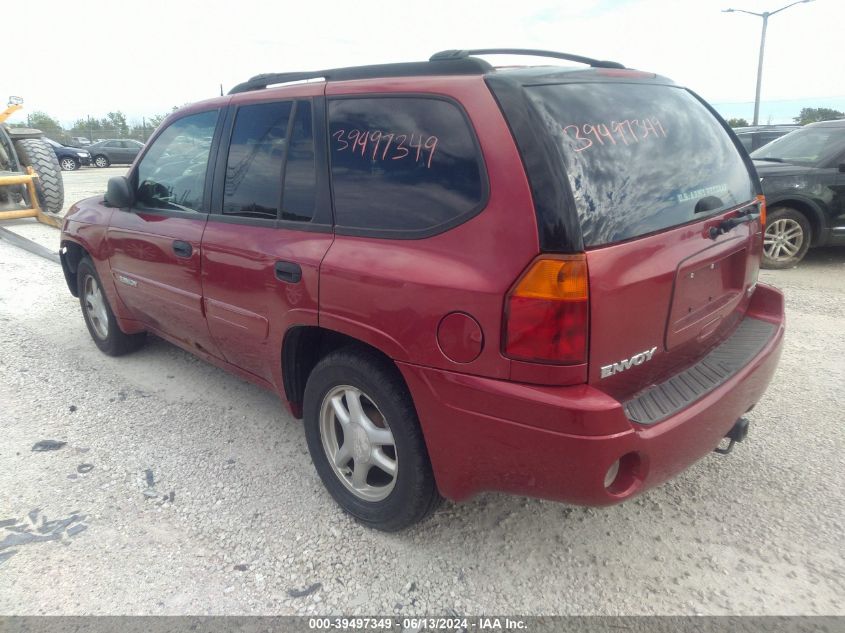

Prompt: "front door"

[107,108,224,357]
[200,92,333,382]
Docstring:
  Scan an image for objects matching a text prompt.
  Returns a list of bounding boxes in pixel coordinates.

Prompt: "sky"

[4,0,843,127]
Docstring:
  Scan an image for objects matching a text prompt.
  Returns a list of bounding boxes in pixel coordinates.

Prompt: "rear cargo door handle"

[172,240,192,258]
[275,260,302,283]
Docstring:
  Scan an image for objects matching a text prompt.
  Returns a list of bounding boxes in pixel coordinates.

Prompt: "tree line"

[7,108,177,145]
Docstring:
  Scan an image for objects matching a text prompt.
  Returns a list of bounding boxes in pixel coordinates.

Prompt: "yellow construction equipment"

[0,96,65,228]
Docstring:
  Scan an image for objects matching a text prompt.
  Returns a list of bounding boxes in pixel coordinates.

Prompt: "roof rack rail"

[430,48,625,70]
[229,72,327,95]
[228,58,493,95]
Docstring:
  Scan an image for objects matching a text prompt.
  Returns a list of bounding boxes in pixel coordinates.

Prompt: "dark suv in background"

[734,125,801,153]
[59,49,784,530]
[751,120,845,268]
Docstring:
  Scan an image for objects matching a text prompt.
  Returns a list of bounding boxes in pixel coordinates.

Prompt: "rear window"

[328,97,486,236]
[525,83,756,247]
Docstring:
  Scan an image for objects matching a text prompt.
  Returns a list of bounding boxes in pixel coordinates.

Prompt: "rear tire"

[762,207,811,269]
[77,257,146,356]
[13,138,65,214]
[303,347,442,531]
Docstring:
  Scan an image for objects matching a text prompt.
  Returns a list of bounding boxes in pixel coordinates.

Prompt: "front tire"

[77,257,146,356]
[93,155,110,168]
[762,207,812,269]
[303,347,441,531]
[60,157,79,171]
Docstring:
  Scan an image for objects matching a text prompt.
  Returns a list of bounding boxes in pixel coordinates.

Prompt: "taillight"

[757,194,767,226]
[503,255,589,364]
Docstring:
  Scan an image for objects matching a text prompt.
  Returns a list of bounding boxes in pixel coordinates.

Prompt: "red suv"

[59,50,785,530]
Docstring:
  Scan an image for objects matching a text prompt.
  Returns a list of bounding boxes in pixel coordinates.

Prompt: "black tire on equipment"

[13,138,65,214]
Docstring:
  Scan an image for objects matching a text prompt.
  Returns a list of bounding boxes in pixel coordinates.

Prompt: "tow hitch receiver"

[714,417,750,455]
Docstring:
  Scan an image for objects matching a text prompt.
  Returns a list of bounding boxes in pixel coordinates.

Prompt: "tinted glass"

[223,101,292,219]
[281,101,316,222]
[136,109,218,213]
[751,127,845,166]
[526,83,756,247]
[329,97,484,234]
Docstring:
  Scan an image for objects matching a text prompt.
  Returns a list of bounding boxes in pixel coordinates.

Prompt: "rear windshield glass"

[525,83,756,247]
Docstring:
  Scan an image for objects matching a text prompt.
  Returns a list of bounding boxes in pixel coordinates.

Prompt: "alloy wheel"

[764,218,804,262]
[319,385,398,502]
[83,274,109,339]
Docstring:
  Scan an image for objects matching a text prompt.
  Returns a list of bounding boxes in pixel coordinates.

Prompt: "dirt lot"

[0,168,843,615]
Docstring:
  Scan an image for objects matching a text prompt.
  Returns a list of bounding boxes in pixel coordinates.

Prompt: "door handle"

[275,260,302,283]
[172,240,193,258]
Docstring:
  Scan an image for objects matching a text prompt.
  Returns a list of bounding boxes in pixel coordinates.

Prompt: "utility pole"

[723,1,813,126]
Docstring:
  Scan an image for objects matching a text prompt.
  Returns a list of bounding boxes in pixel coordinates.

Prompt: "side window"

[136,109,218,213]
[737,134,753,152]
[106,141,121,148]
[328,97,485,234]
[223,101,292,219]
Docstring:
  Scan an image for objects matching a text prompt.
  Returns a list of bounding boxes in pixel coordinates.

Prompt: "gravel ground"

[0,169,843,615]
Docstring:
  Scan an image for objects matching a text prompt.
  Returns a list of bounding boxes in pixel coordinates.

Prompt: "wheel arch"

[766,196,828,246]
[59,239,89,297]
[281,326,407,420]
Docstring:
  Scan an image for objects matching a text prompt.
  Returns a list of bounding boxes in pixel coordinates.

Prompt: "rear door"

[107,108,224,357]
[200,88,333,383]
[522,81,761,401]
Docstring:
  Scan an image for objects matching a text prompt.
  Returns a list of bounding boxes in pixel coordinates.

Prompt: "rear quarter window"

[328,97,486,237]
[525,83,756,247]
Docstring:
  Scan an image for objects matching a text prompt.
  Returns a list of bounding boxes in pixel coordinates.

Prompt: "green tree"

[13,111,64,140]
[726,117,749,128]
[101,111,129,136]
[69,117,102,142]
[793,107,845,125]
[148,113,167,128]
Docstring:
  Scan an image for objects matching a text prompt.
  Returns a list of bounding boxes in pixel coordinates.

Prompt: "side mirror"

[838,163,845,173]
[105,176,134,208]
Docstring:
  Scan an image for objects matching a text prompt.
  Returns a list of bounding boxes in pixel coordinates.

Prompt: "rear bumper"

[399,283,785,505]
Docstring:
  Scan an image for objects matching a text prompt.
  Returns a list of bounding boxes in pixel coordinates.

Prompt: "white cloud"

[4,0,841,125]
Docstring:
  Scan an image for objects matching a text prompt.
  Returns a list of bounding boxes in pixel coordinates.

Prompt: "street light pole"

[723,0,813,126]
[753,14,768,126]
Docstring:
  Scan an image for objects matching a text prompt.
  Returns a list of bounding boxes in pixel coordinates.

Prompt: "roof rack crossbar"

[430,48,625,70]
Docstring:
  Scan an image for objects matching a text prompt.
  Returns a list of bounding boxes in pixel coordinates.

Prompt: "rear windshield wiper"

[708,206,761,239]
[753,157,784,162]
